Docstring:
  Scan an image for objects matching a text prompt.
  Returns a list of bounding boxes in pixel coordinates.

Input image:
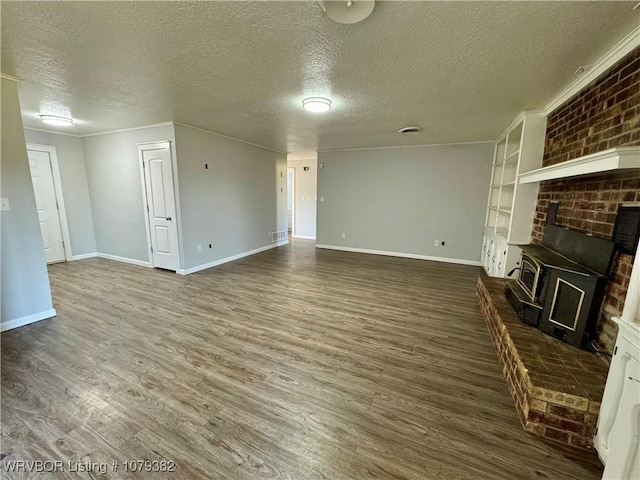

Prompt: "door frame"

[137,140,181,271]
[26,143,73,261]
[287,167,295,237]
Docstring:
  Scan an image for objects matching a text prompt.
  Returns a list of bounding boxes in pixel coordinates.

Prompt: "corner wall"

[82,124,175,264]
[173,124,287,272]
[1,78,55,329]
[316,143,494,264]
[532,47,640,353]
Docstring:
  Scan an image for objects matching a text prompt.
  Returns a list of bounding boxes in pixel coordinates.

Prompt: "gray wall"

[317,143,494,263]
[174,124,287,271]
[82,125,175,262]
[24,129,97,256]
[1,78,54,326]
[287,157,317,239]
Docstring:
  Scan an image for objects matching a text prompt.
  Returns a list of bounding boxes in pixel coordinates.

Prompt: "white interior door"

[140,142,179,271]
[287,168,294,234]
[27,149,66,264]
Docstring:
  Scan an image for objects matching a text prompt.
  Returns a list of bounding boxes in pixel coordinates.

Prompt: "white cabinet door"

[495,241,508,278]
[596,333,640,479]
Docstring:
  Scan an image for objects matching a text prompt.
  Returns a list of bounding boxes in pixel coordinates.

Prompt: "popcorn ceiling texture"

[0,1,638,151]
[532,47,640,354]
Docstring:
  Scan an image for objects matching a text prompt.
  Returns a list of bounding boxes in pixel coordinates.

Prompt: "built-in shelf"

[519,147,640,184]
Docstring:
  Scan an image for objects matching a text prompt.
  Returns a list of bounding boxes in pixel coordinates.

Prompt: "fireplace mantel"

[519,146,640,184]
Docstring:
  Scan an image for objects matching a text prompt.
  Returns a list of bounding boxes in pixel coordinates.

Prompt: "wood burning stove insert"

[505,225,616,350]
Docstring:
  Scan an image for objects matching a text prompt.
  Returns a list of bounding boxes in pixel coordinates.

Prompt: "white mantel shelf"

[519,146,640,184]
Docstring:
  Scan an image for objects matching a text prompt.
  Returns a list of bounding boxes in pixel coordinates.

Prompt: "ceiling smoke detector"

[398,126,422,134]
[318,0,375,24]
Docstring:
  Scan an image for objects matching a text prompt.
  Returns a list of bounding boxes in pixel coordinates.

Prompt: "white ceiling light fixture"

[318,0,375,25]
[40,114,74,126]
[302,97,332,113]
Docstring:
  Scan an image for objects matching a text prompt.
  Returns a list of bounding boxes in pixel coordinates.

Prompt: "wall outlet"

[197,244,202,252]
[434,240,440,247]
[341,232,346,239]
[301,195,305,201]
[320,196,324,202]
[441,241,445,246]
[209,244,212,249]
[0,198,9,211]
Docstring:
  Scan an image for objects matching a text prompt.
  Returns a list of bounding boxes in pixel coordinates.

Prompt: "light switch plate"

[1,198,9,211]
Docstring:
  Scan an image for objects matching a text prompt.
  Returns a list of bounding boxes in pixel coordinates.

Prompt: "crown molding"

[0,73,20,82]
[544,25,640,115]
[318,139,495,153]
[80,122,174,138]
[173,122,286,155]
[24,126,82,138]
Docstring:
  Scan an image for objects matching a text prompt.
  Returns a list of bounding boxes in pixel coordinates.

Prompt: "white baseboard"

[293,235,316,240]
[1,308,57,332]
[69,252,98,261]
[96,253,151,268]
[314,244,482,267]
[177,240,289,275]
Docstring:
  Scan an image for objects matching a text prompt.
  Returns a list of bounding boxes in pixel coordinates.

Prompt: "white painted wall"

[1,78,55,330]
[23,129,97,256]
[82,125,175,264]
[316,143,494,264]
[287,156,317,239]
[173,124,287,272]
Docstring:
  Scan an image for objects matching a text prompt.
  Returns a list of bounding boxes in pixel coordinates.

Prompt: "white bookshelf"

[482,111,547,277]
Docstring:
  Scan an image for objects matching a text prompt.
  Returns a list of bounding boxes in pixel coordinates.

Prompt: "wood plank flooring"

[1,239,603,479]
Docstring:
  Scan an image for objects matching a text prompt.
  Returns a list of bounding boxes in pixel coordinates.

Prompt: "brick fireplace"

[532,46,640,354]
[477,46,639,450]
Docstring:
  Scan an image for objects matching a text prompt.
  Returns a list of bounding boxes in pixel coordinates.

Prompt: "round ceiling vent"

[398,126,421,134]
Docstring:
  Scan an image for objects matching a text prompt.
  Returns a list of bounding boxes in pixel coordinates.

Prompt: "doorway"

[287,167,295,236]
[138,141,180,272]
[26,144,72,264]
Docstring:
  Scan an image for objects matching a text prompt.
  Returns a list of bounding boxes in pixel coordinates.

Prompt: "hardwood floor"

[1,239,603,479]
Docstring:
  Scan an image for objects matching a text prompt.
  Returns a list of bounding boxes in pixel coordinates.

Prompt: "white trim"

[96,253,152,268]
[24,127,82,138]
[519,147,640,184]
[26,143,74,261]
[80,122,174,138]
[287,153,318,161]
[177,240,289,275]
[544,25,640,115]
[0,73,20,82]
[314,244,482,266]
[293,235,316,240]
[69,252,98,261]
[1,308,56,332]
[173,122,286,154]
[318,140,495,153]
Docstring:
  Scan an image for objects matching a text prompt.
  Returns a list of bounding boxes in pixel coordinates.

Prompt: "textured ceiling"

[1,1,638,153]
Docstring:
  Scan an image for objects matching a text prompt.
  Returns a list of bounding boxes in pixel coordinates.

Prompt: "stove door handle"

[507,266,520,277]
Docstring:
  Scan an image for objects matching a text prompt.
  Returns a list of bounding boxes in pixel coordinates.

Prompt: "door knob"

[166,217,172,221]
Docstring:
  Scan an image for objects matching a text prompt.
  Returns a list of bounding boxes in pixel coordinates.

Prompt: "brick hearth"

[476,272,610,450]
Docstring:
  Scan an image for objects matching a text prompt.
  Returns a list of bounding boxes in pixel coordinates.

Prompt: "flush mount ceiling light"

[318,0,375,24]
[40,114,74,126]
[302,97,332,113]
[398,126,422,134]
